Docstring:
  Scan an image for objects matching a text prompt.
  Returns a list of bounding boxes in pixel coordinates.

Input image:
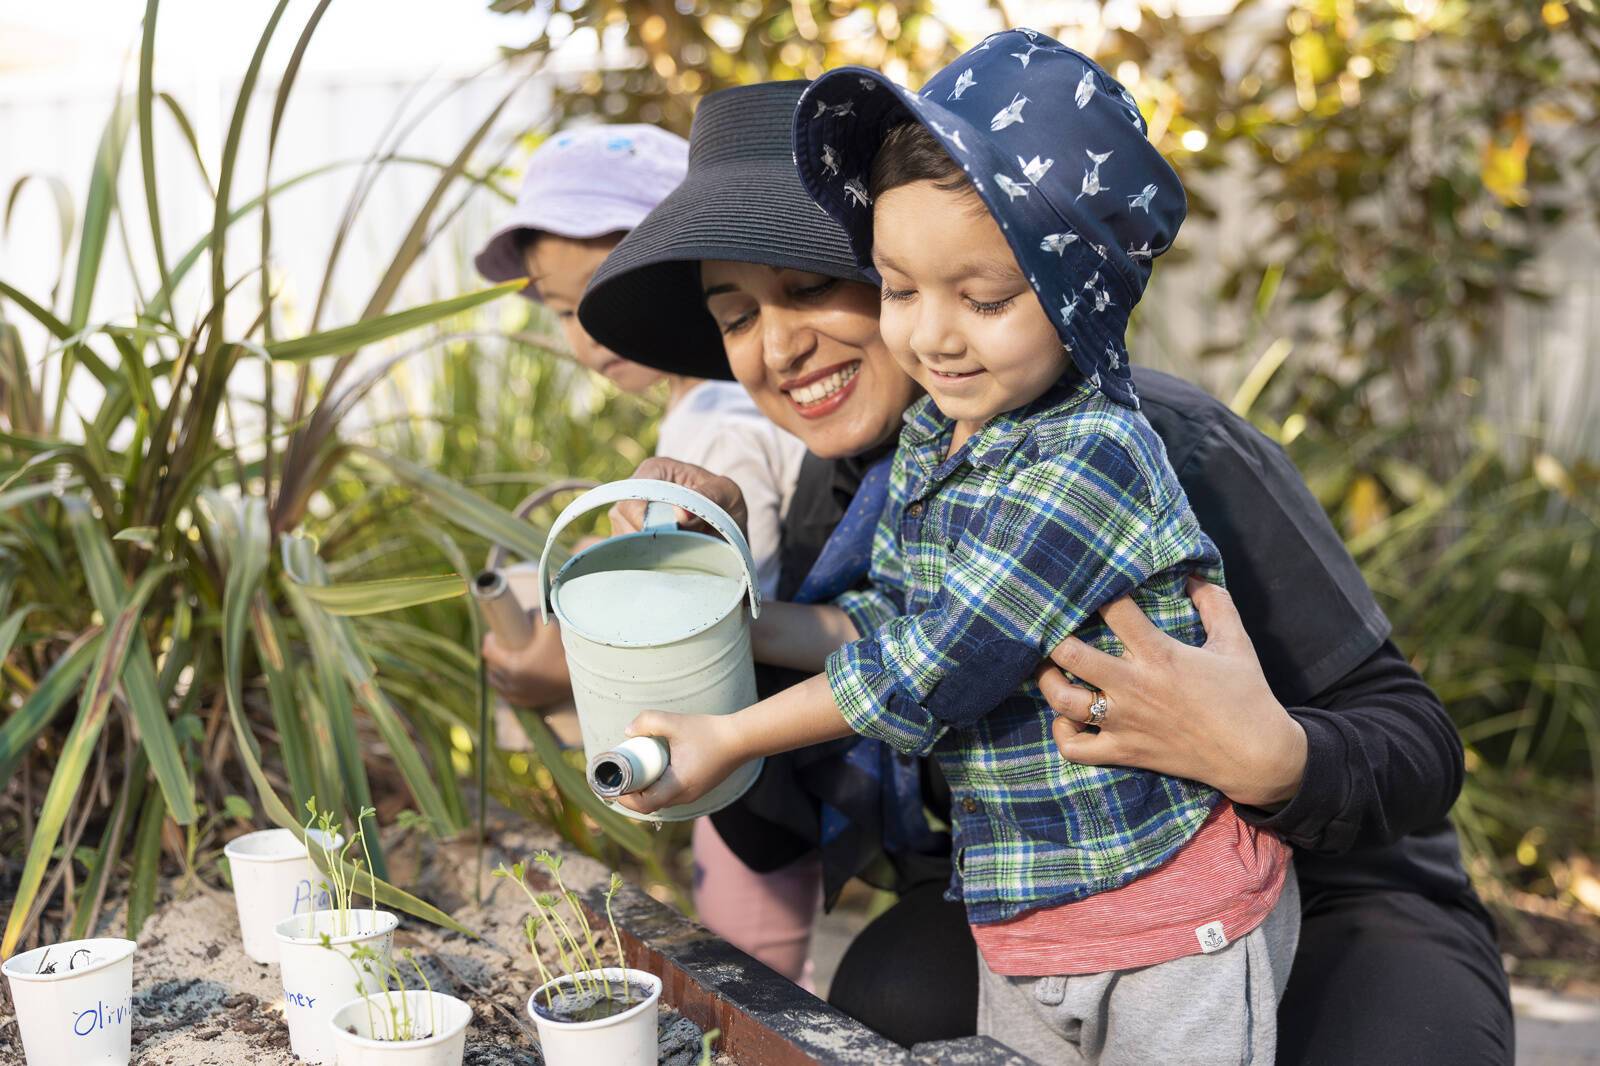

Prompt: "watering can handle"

[536,478,762,624]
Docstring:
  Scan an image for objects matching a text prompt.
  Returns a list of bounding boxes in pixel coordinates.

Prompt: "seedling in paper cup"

[495,854,648,1021]
[326,940,437,1042]
[499,852,662,1066]
[302,798,380,935]
[272,800,399,1064]
[322,942,474,1063]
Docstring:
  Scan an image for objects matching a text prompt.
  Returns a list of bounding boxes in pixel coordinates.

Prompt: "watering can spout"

[472,568,534,649]
[586,737,670,798]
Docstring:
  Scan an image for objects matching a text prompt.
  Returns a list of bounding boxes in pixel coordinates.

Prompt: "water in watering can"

[556,569,744,647]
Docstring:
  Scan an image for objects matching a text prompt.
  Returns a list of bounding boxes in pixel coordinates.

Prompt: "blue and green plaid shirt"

[825,378,1225,924]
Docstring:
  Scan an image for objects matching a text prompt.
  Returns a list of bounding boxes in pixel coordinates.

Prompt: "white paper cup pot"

[2,937,136,1066]
[329,990,472,1066]
[275,909,399,1065]
[526,968,660,1066]
[224,827,343,964]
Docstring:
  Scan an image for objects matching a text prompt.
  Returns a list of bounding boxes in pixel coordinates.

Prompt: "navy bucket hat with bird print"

[792,28,1185,409]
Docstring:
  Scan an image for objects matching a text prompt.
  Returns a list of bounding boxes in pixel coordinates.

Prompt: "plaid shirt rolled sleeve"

[827,431,1157,754]
[833,581,904,640]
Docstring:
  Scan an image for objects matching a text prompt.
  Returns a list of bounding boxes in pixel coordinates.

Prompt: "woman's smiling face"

[700,261,918,459]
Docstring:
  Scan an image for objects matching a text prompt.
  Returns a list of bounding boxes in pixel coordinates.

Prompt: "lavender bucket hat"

[792,28,1186,409]
[474,123,689,300]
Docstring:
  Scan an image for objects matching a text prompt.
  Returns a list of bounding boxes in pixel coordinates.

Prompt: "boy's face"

[872,180,1067,439]
[525,234,665,394]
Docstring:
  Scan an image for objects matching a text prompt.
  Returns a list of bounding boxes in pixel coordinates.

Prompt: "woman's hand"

[1040,577,1308,810]
[612,709,749,815]
[483,620,572,710]
[608,457,749,540]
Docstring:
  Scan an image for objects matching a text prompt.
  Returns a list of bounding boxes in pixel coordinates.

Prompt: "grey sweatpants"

[977,866,1300,1066]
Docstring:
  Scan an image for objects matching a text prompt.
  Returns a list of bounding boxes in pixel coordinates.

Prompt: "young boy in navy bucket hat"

[617,31,1298,1063]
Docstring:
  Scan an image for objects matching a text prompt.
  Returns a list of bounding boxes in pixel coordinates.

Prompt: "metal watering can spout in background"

[472,477,598,651]
[534,479,764,822]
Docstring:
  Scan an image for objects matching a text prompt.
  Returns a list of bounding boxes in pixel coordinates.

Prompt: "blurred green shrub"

[0,2,666,955]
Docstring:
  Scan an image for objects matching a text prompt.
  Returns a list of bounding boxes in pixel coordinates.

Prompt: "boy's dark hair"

[868,121,978,204]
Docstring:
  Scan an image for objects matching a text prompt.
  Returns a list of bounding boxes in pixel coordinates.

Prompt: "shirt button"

[907,502,924,517]
[961,797,979,814]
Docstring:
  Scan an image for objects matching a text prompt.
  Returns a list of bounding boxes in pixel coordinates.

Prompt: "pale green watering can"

[536,479,764,822]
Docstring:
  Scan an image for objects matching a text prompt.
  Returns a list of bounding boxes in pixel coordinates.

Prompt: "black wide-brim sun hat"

[577,81,868,381]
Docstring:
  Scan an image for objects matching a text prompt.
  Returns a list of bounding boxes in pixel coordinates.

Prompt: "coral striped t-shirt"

[970,803,1291,976]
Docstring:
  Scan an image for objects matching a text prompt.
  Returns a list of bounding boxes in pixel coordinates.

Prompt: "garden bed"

[0,822,1032,1065]
[0,867,721,1066]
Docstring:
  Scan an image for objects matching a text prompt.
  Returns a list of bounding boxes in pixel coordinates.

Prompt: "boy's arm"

[616,673,854,815]
[751,601,861,672]
[829,436,1161,752]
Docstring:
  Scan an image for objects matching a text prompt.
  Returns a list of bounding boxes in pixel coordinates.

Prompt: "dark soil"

[530,982,655,1023]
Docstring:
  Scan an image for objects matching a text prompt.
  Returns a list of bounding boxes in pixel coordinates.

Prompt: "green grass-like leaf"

[292,574,466,616]
[264,281,523,363]
[64,497,197,825]
[1,559,174,956]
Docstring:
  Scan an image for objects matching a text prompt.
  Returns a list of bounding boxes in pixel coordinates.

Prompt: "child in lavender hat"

[475,125,816,984]
[616,32,1298,1063]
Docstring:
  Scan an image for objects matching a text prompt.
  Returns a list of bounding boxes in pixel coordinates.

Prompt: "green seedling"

[303,797,380,938]
[321,937,436,1042]
[604,872,629,1002]
[494,851,631,1014]
[699,1027,722,1065]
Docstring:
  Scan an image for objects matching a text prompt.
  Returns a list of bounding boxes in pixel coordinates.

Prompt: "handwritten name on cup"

[74,997,133,1037]
[291,878,334,914]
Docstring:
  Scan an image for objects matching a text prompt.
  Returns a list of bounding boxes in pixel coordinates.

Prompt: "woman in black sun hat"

[498,56,1510,1064]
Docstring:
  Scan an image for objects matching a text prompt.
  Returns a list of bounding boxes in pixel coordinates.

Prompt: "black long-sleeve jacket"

[1140,369,1466,898]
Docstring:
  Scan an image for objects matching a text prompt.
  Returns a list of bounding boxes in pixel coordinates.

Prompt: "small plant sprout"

[531,850,613,999]
[534,891,597,997]
[33,946,96,975]
[605,872,629,1000]
[521,913,560,1009]
[302,798,381,937]
[699,1028,722,1066]
[321,936,437,1042]
[493,855,630,1015]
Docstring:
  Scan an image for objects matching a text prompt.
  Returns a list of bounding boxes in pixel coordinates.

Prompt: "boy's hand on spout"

[617,675,858,815]
[608,457,749,540]
[613,710,749,815]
